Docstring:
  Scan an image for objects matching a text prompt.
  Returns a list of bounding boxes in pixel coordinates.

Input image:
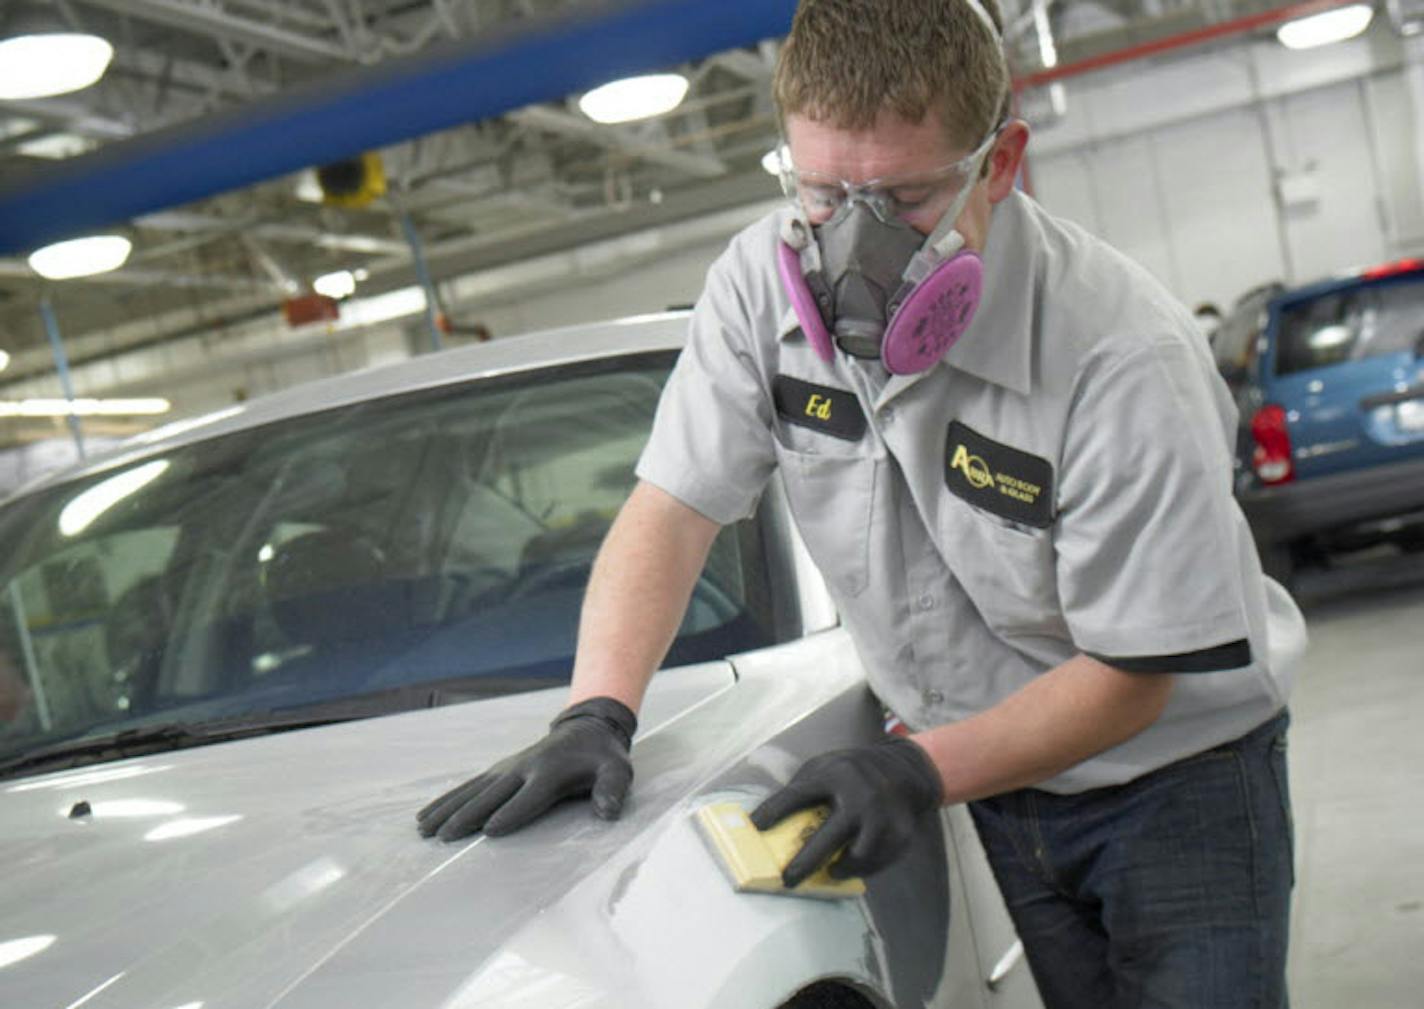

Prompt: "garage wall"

[1028,25,1418,313]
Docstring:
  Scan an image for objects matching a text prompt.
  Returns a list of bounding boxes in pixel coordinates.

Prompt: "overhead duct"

[0,0,797,258]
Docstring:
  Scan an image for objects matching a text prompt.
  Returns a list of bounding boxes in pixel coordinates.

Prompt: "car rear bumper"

[1240,455,1424,544]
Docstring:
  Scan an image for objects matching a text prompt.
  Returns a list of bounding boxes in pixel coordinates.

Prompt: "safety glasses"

[779,125,1002,227]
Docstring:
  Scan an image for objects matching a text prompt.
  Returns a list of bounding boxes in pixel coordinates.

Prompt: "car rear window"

[1275,275,1424,376]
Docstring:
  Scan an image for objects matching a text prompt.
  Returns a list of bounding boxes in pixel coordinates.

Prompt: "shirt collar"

[939,191,1036,397]
[776,194,1039,399]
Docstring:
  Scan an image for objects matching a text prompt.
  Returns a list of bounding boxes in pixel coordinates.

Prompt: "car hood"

[0,660,791,1009]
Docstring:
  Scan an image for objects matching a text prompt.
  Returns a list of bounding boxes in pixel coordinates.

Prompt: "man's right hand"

[416,696,637,842]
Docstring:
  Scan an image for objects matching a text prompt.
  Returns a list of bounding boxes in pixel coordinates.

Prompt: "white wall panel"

[1150,108,1286,310]
[1088,135,1181,294]
[1028,149,1100,235]
[1365,70,1424,252]
[1274,81,1389,281]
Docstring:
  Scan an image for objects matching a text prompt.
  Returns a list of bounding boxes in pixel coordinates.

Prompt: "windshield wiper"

[0,677,559,783]
[0,711,363,782]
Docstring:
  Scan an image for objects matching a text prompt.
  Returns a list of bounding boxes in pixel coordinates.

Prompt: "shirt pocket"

[772,432,877,599]
[940,493,1062,640]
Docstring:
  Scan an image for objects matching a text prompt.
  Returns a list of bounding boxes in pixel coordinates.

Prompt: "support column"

[38,298,86,462]
[1394,32,1424,253]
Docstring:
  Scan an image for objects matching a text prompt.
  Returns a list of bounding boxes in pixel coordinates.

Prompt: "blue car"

[1214,261,1424,583]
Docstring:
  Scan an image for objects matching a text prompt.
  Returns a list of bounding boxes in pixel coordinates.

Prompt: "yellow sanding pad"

[694,801,866,900]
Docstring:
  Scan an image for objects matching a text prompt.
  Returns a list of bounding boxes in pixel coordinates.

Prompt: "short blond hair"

[773,0,1011,151]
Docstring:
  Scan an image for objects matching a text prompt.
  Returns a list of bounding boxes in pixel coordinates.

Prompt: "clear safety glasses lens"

[781,168,976,226]
[779,129,1000,226]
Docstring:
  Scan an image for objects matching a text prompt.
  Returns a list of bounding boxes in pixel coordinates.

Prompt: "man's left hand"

[750,738,944,888]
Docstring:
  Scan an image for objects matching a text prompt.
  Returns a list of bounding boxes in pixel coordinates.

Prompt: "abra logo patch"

[944,421,1055,528]
[773,375,867,441]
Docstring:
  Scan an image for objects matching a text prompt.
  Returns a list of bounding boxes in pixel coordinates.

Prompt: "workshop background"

[0,1,1420,1005]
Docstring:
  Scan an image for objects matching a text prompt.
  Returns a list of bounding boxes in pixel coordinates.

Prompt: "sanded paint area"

[1286,557,1424,1007]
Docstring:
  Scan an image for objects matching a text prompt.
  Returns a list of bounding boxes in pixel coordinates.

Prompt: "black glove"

[750,738,942,888]
[416,696,637,842]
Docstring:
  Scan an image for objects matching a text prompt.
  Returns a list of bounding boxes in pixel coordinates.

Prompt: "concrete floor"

[1285,551,1424,1007]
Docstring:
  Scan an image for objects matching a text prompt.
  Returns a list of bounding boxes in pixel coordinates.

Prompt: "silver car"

[0,314,1041,1009]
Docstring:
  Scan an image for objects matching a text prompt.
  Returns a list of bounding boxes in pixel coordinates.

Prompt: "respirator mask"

[776,124,1001,375]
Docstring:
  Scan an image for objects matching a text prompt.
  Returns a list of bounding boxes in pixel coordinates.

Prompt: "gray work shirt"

[636,191,1306,793]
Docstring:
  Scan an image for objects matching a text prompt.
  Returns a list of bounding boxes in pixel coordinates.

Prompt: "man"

[1194,301,1224,347]
[418,1,1305,1005]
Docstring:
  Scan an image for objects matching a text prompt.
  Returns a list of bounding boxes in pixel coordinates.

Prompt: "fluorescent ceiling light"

[1277,3,1373,49]
[762,145,789,177]
[578,73,689,124]
[336,285,427,330]
[0,398,171,418]
[28,235,132,280]
[59,459,170,537]
[314,233,404,255]
[294,171,325,203]
[313,270,357,300]
[0,33,114,100]
[17,133,96,160]
[0,117,39,141]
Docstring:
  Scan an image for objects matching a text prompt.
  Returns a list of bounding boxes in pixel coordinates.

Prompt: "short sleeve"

[1054,341,1253,669]
[635,247,777,525]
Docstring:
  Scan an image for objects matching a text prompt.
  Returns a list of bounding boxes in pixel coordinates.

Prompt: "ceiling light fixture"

[313,270,357,300]
[16,133,96,160]
[28,235,132,280]
[578,73,690,124]
[0,398,171,419]
[293,171,325,204]
[1277,3,1374,49]
[0,32,114,100]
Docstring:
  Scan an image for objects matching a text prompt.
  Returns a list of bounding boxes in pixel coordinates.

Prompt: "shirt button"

[923,688,945,706]
[917,594,936,611]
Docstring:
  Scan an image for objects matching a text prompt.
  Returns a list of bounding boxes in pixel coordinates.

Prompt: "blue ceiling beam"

[0,0,797,257]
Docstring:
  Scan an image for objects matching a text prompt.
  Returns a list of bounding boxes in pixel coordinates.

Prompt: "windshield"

[0,352,775,769]
[1275,275,1424,377]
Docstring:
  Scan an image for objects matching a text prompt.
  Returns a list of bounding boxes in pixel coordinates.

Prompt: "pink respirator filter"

[880,251,984,375]
[777,240,984,375]
[777,239,835,363]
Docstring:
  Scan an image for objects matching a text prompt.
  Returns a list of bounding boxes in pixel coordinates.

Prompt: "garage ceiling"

[0,0,1374,373]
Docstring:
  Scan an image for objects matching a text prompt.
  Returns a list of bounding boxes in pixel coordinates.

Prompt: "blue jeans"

[969,711,1293,1009]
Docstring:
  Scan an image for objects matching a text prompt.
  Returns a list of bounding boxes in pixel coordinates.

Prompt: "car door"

[944,804,1039,1006]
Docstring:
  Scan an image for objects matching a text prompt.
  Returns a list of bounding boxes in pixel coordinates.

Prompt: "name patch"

[773,376,867,441]
[944,421,1055,528]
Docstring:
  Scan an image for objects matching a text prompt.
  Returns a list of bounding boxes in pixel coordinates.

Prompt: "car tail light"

[1363,258,1424,280]
[1251,404,1295,485]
